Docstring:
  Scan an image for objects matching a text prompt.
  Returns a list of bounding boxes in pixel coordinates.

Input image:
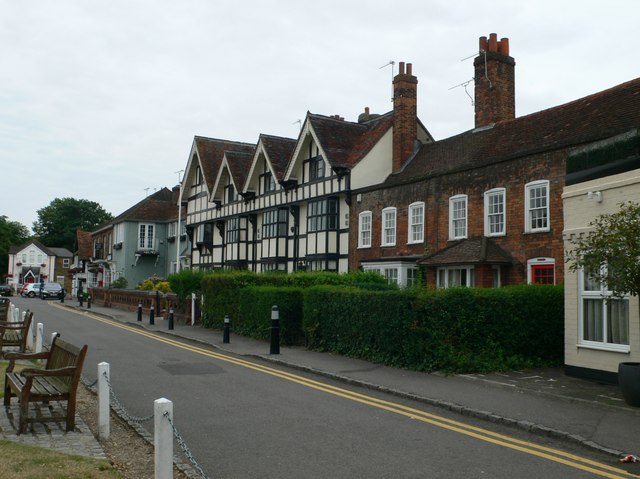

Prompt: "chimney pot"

[365,106,370,114]
[479,36,488,52]
[406,63,412,76]
[498,37,509,56]
[488,33,498,52]
[399,61,405,75]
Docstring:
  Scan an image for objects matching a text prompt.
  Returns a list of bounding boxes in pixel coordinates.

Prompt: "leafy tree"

[0,216,31,277]
[32,198,113,252]
[567,201,640,299]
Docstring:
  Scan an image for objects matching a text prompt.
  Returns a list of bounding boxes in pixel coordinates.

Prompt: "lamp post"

[175,170,184,274]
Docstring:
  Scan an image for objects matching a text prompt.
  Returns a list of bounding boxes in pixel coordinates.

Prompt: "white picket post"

[9,303,15,322]
[35,323,43,354]
[98,362,110,440]
[26,313,34,351]
[154,398,173,479]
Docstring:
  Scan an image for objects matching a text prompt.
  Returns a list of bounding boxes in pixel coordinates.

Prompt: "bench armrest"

[21,367,77,378]
[4,351,51,361]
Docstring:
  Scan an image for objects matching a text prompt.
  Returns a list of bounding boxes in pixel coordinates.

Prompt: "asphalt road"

[10,297,632,479]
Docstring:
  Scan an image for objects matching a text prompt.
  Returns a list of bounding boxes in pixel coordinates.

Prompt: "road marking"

[61,306,639,479]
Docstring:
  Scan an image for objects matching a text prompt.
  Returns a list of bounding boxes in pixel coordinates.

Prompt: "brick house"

[350,34,640,288]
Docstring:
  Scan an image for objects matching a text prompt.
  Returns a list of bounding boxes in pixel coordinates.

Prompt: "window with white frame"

[449,195,467,240]
[63,258,70,268]
[437,266,474,288]
[383,268,398,285]
[525,180,550,232]
[408,202,425,244]
[579,265,629,351]
[358,211,372,248]
[381,207,397,246]
[138,224,155,250]
[484,188,506,236]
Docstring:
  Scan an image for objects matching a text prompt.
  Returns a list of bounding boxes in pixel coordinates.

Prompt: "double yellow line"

[66,306,639,479]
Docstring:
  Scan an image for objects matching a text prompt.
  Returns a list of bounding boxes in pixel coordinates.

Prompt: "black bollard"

[270,305,280,354]
[79,294,83,307]
[87,295,92,309]
[223,314,230,344]
[150,305,155,325]
[137,303,142,322]
[169,308,174,330]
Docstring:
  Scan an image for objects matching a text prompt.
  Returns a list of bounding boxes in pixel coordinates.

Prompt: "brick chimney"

[474,33,515,128]
[393,61,418,172]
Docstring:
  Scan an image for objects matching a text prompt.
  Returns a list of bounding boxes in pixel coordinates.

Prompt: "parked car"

[0,284,12,296]
[21,283,41,298]
[41,283,65,300]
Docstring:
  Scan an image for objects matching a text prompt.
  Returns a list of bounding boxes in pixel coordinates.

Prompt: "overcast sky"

[2,0,639,234]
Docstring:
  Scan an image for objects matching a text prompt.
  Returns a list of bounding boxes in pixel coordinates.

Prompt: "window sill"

[523,229,550,234]
[407,240,424,245]
[577,343,630,354]
[357,245,371,249]
[486,232,506,238]
[380,244,396,248]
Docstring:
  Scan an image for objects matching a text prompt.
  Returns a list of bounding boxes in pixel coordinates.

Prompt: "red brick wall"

[350,149,567,286]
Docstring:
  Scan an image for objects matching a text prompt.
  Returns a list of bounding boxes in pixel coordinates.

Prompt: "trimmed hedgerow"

[237,286,305,345]
[200,270,391,329]
[304,284,563,374]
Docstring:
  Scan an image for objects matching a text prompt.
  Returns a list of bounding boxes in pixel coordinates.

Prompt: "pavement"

[3,300,640,466]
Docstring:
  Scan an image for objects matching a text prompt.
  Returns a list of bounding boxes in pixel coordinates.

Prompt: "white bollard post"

[154,398,173,479]
[9,304,15,322]
[191,293,196,326]
[98,362,110,440]
[35,323,44,354]
[14,307,20,323]
[50,332,58,347]
[27,314,34,351]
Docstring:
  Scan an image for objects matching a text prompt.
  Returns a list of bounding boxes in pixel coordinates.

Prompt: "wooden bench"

[0,311,33,358]
[4,336,88,434]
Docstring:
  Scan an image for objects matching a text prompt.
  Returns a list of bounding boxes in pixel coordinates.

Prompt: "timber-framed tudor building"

[178,33,640,292]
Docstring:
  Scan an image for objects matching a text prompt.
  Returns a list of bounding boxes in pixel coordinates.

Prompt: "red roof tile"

[194,136,255,193]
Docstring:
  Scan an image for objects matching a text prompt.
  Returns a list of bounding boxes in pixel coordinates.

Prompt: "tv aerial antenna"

[379,60,395,101]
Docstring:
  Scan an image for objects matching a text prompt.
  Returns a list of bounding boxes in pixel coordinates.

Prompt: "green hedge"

[304,285,564,373]
[201,270,391,329]
[238,287,304,345]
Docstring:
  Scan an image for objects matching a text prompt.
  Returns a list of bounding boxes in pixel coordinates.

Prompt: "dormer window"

[305,156,325,182]
[225,184,236,203]
[261,172,276,193]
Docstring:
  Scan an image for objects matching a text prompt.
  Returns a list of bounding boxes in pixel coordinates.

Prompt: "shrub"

[168,269,207,304]
[110,277,128,289]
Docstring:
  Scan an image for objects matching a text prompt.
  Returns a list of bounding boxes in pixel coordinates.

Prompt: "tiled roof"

[308,111,394,169]
[8,239,61,257]
[76,230,93,259]
[259,134,296,181]
[418,236,516,266]
[111,187,178,223]
[194,136,255,193]
[225,151,255,190]
[387,77,640,186]
[48,247,73,258]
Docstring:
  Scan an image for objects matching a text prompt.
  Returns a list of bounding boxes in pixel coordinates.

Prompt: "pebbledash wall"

[563,167,640,381]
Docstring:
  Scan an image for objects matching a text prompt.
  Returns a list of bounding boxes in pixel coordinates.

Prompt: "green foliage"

[0,216,30,276]
[110,277,128,289]
[32,198,113,252]
[237,287,305,345]
[167,269,207,303]
[136,276,169,292]
[304,285,564,374]
[200,270,391,328]
[567,201,640,298]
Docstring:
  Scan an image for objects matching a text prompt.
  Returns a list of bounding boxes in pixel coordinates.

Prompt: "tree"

[0,216,31,277]
[32,198,113,252]
[567,201,640,299]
